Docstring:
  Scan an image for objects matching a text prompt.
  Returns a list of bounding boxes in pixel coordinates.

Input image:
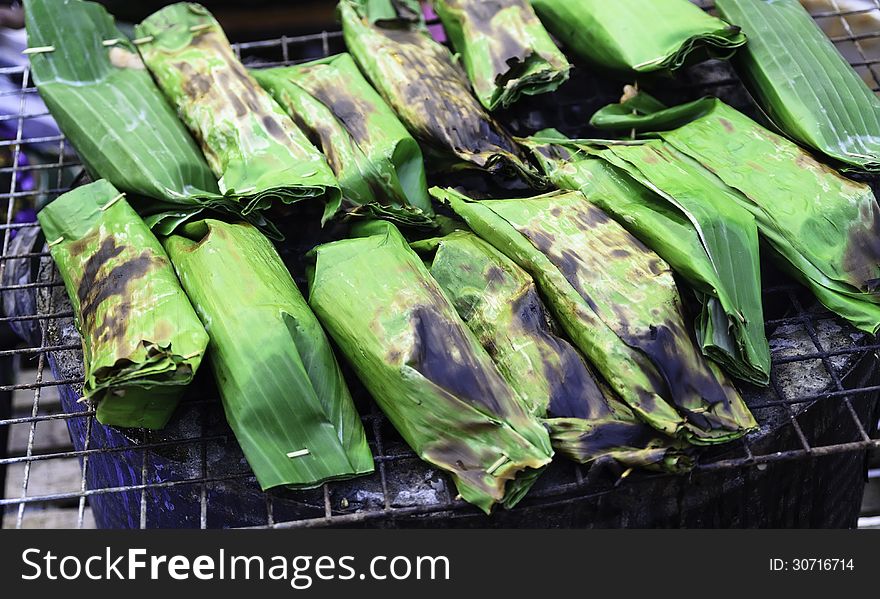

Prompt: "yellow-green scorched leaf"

[436,187,757,445]
[134,3,341,222]
[163,220,373,491]
[431,0,570,111]
[251,53,435,227]
[530,0,745,74]
[307,220,553,513]
[38,180,209,429]
[592,94,880,334]
[339,0,544,187]
[523,131,770,386]
[717,0,880,173]
[414,231,691,471]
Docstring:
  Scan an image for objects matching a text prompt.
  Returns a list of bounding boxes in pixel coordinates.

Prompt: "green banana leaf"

[307,220,553,513]
[23,0,277,236]
[435,187,757,445]
[592,94,880,334]
[163,219,373,491]
[38,180,208,429]
[413,231,690,471]
[523,130,770,386]
[339,0,544,187]
[530,0,746,74]
[716,0,880,173]
[251,53,435,227]
[134,3,341,222]
[431,0,570,111]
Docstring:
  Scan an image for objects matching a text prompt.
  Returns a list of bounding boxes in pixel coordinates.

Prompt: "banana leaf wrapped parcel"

[163,220,373,490]
[24,0,255,236]
[339,0,544,186]
[413,231,690,471]
[135,3,341,220]
[252,54,434,227]
[38,180,209,429]
[592,94,880,334]
[530,0,746,74]
[307,221,553,513]
[523,131,770,386]
[430,0,570,111]
[435,188,757,444]
[716,0,880,173]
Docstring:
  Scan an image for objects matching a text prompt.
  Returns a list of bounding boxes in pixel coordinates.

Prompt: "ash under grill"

[1,0,880,528]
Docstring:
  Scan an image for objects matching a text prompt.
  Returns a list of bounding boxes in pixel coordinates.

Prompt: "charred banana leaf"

[135,3,341,220]
[38,180,208,429]
[163,220,373,490]
[339,0,544,186]
[530,0,745,74]
[592,94,880,334]
[307,220,553,513]
[716,0,880,173]
[413,231,690,471]
[436,188,757,445]
[523,131,770,386]
[251,53,434,226]
[431,0,570,111]
[23,0,263,236]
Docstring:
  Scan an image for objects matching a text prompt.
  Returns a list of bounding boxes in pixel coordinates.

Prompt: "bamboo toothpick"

[23,46,55,55]
[132,36,155,46]
[47,236,65,247]
[100,192,125,211]
[286,449,310,459]
[102,38,121,47]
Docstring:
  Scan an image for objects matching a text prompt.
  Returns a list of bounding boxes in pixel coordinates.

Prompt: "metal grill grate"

[1,0,879,529]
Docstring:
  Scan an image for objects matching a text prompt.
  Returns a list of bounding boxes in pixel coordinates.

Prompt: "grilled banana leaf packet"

[38,180,208,429]
[431,0,570,111]
[435,188,757,445]
[163,220,373,491]
[413,231,690,471]
[339,0,544,187]
[135,3,341,221]
[530,0,745,74]
[522,131,770,386]
[307,220,553,513]
[716,0,880,173]
[592,93,880,334]
[24,0,265,235]
[251,54,435,227]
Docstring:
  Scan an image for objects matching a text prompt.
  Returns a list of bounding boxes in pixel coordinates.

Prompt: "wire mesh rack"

[1,0,880,529]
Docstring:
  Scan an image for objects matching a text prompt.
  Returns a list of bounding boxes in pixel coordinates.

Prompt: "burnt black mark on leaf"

[619,322,733,432]
[510,289,608,420]
[180,32,291,144]
[176,61,211,100]
[408,303,510,415]
[75,237,164,346]
[842,197,880,291]
[303,78,374,147]
[719,118,735,133]
[551,419,666,463]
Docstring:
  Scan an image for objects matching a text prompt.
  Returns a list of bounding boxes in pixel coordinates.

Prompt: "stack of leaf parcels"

[135,3,341,221]
[308,221,553,513]
[523,131,770,385]
[592,94,880,334]
[24,0,260,236]
[339,0,543,186]
[163,220,373,490]
[414,231,689,471]
[252,53,435,227]
[435,188,757,445]
[38,180,208,429]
